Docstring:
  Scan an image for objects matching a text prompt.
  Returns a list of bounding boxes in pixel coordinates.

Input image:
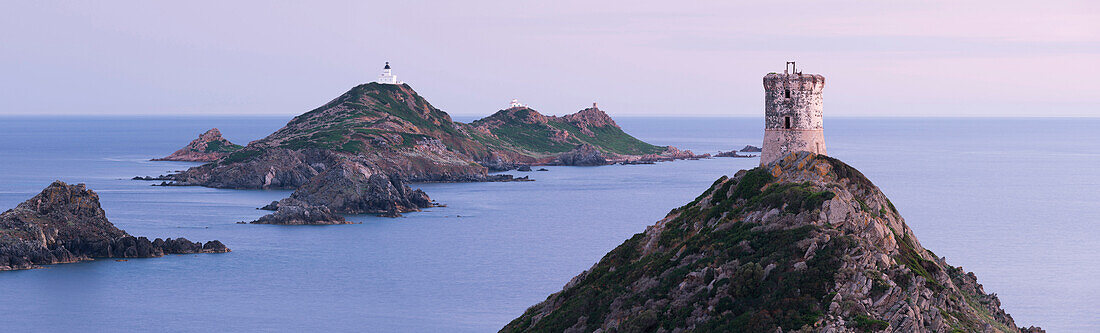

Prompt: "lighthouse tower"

[377,62,399,84]
[760,62,826,166]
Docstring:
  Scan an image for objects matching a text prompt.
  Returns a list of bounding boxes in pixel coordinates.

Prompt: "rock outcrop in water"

[253,160,433,224]
[149,83,702,222]
[154,128,243,162]
[555,144,609,166]
[0,181,229,271]
[502,152,1042,333]
[715,150,753,158]
[740,144,763,152]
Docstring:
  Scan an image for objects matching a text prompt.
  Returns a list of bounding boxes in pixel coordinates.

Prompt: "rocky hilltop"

[0,181,229,271]
[153,83,701,223]
[470,104,666,160]
[502,152,1042,333]
[154,128,243,162]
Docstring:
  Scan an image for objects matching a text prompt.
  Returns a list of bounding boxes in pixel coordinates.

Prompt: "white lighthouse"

[377,62,399,84]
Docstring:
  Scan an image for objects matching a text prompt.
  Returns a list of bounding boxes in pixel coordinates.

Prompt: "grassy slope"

[503,168,847,332]
[201,140,243,153]
[221,83,480,164]
[470,109,665,156]
[221,83,663,164]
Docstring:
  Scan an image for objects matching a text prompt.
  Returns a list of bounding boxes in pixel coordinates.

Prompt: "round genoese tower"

[760,62,826,165]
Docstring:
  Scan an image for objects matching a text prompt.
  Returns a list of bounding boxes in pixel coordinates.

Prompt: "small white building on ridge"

[509,99,525,108]
[377,62,400,84]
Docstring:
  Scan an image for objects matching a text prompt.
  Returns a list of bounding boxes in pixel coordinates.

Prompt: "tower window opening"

[785,89,790,98]
[784,116,791,129]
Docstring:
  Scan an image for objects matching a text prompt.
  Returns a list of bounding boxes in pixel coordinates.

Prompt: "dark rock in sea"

[252,203,348,225]
[502,152,1041,333]
[715,150,754,158]
[0,181,229,271]
[555,144,609,166]
[739,144,763,152]
[250,160,432,223]
[132,175,173,181]
[536,168,549,172]
[260,201,279,211]
[517,165,532,172]
[626,146,710,164]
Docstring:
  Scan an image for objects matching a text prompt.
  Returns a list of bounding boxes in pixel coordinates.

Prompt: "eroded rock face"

[252,204,347,225]
[170,148,337,189]
[502,152,1041,333]
[251,161,433,223]
[555,144,609,166]
[0,181,229,271]
[154,128,243,162]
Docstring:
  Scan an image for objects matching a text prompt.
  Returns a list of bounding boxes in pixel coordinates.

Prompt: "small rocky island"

[154,128,243,162]
[147,82,704,224]
[501,153,1042,332]
[0,181,229,271]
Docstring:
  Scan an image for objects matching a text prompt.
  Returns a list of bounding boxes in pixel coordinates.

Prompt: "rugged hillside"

[154,128,243,162]
[154,83,698,223]
[0,181,229,271]
[502,152,1042,333]
[469,104,665,157]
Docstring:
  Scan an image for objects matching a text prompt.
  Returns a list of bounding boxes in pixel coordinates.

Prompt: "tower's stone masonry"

[760,66,826,165]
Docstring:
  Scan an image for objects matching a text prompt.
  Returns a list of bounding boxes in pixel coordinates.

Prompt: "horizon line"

[1,113,1097,119]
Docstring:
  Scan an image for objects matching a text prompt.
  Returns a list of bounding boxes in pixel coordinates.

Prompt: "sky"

[1,1,1097,117]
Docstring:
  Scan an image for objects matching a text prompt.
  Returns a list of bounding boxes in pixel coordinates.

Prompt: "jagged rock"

[555,144,609,166]
[740,144,763,152]
[153,128,243,162]
[0,181,229,271]
[715,150,753,158]
[628,146,710,164]
[251,203,347,225]
[250,160,432,223]
[517,165,533,172]
[502,152,1040,333]
[536,168,549,171]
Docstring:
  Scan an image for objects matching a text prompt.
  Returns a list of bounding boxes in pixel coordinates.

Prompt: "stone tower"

[760,62,826,165]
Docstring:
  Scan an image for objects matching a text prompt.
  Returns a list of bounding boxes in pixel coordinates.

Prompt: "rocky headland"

[501,152,1042,333]
[153,128,243,162]
[148,83,703,223]
[0,181,229,271]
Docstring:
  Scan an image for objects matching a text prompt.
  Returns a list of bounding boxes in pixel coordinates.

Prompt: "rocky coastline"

[501,152,1042,332]
[0,181,229,271]
[142,83,707,223]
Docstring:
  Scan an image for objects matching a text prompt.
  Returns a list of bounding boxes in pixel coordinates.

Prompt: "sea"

[0,116,1096,332]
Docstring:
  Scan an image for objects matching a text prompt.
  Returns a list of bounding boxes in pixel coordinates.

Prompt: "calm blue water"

[0,116,1096,332]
